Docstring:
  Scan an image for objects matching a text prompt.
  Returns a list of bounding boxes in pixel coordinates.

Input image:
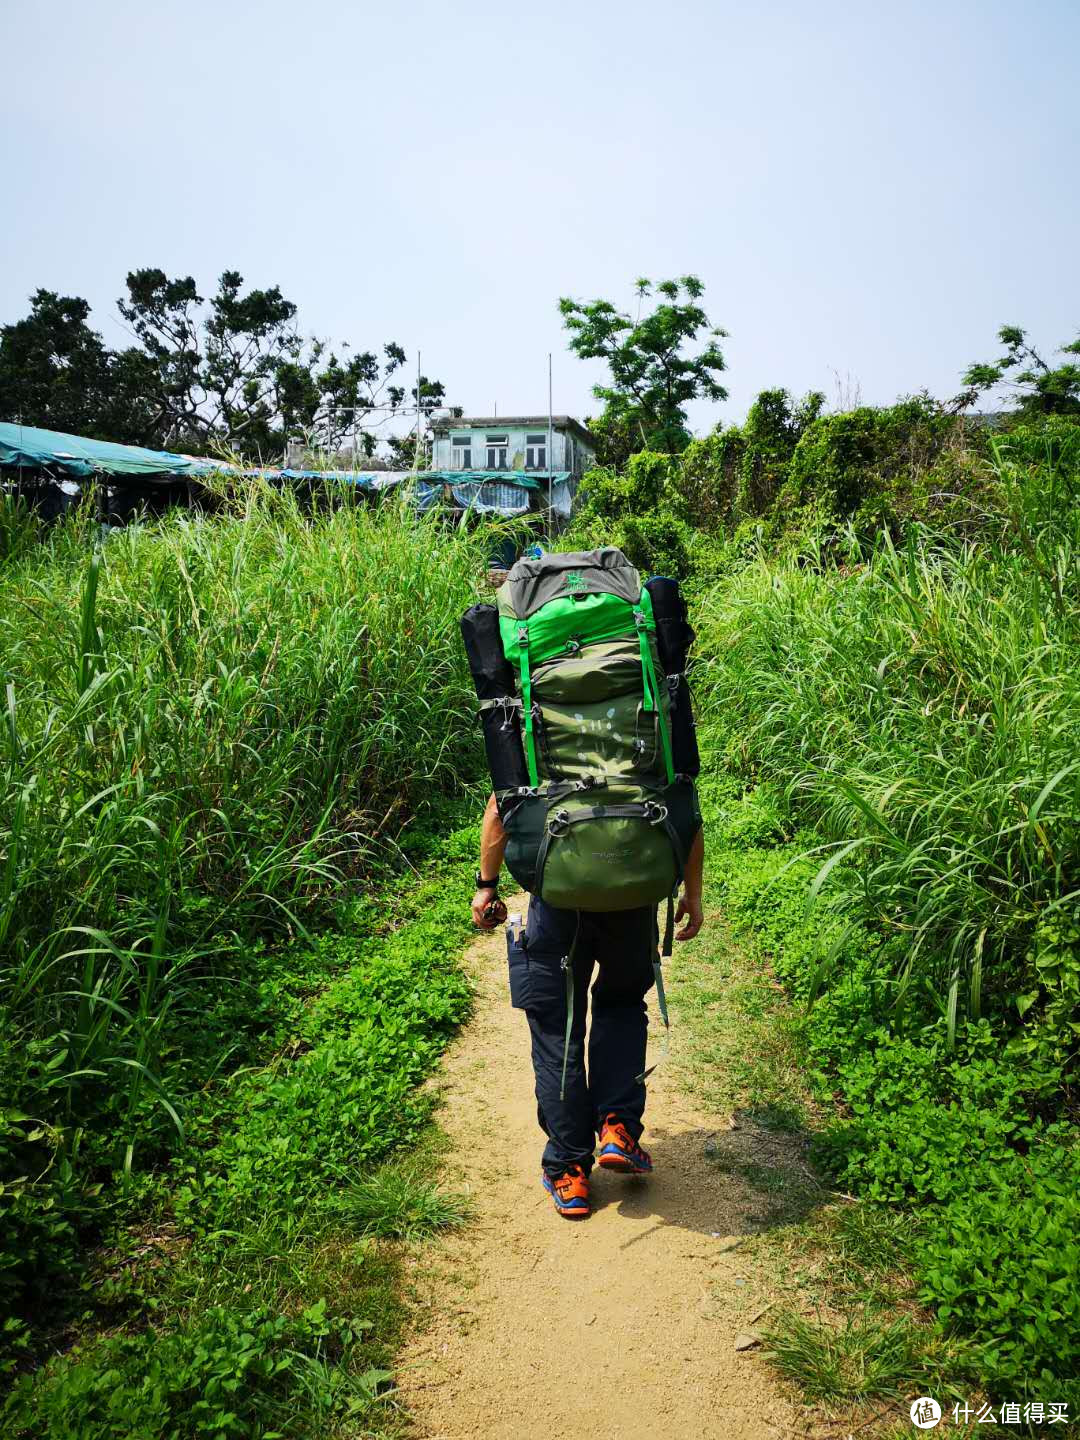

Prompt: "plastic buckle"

[547,808,571,838]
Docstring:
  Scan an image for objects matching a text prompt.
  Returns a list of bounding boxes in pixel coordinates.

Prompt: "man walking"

[461,546,704,1220]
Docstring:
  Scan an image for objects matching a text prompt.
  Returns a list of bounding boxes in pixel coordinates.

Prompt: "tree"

[118,268,428,460]
[0,290,154,443]
[956,325,1080,417]
[583,406,644,470]
[1,277,444,462]
[384,377,451,468]
[559,276,728,455]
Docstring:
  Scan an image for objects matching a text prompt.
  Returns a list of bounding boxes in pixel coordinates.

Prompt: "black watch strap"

[475,869,500,889]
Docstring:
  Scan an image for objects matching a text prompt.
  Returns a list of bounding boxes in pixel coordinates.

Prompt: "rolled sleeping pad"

[460,603,531,810]
[667,674,701,777]
[461,602,517,700]
[644,575,696,676]
[645,578,700,776]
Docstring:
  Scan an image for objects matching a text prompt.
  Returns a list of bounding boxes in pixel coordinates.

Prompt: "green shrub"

[2,1298,390,1438]
[782,396,957,520]
[667,430,743,531]
[735,388,824,518]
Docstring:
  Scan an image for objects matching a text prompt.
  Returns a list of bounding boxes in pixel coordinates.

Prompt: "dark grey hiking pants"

[506,897,657,1177]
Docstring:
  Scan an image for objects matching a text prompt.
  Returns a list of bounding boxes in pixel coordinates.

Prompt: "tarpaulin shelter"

[0,422,212,480]
[1,422,579,523]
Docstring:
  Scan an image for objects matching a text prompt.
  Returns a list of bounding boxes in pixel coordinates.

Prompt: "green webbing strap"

[517,623,539,787]
[633,606,655,713]
[633,606,676,784]
[559,913,582,1102]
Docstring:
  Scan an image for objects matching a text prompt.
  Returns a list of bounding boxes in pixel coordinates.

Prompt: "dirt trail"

[398,896,802,1440]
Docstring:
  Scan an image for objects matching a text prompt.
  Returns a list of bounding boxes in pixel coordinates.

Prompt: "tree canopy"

[957,324,1080,417]
[0,272,443,462]
[559,276,728,461]
[0,290,154,445]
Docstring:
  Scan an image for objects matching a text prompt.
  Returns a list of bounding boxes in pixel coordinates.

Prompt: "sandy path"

[397,896,801,1440]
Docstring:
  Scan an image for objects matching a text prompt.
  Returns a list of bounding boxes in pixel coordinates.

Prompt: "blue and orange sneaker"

[597,1114,653,1174]
[542,1163,590,1219]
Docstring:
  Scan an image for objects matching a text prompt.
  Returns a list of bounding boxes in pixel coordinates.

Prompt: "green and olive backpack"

[462,546,701,921]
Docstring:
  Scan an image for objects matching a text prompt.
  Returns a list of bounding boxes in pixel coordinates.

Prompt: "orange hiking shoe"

[542,1164,590,1219]
[597,1114,653,1174]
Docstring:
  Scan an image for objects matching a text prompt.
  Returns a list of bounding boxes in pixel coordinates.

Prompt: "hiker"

[461,547,704,1220]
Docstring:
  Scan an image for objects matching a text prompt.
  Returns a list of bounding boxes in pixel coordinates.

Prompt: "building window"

[525,433,547,469]
[486,434,509,469]
[451,435,472,469]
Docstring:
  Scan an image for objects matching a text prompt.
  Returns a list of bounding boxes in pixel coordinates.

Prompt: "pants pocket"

[506,928,532,1010]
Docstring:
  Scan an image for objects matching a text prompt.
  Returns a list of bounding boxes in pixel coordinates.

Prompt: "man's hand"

[473,795,509,928]
[674,890,704,941]
[471,888,502,929]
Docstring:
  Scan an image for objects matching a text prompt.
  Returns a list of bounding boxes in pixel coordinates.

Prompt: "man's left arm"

[674,826,704,940]
[472,793,508,928]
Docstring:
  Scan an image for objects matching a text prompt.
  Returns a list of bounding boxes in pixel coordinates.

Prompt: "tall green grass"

[0,487,486,1160]
[694,436,1080,1032]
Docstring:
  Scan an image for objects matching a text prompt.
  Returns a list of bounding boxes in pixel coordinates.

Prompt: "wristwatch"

[475,870,500,891]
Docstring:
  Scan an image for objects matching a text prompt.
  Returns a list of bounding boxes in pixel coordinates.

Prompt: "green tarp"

[0,422,205,479]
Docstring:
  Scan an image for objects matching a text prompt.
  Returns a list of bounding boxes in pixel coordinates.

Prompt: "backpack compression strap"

[517,624,540,787]
[633,607,676,785]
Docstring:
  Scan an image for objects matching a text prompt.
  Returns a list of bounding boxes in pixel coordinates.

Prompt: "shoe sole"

[598,1148,652,1174]
[542,1175,590,1218]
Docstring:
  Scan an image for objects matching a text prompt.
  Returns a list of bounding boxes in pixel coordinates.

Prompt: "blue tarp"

[423,469,571,491]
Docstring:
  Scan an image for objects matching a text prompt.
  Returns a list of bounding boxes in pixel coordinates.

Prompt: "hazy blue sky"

[3,0,1077,439]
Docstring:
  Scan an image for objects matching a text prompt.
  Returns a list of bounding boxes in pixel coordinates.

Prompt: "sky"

[2,0,1078,441]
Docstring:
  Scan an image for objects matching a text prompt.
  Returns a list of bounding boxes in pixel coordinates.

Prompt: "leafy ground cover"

[677,768,1077,1431]
[2,820,479,1437]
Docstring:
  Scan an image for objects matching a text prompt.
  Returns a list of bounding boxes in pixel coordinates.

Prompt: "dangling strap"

[559,912,582,1102]
[633,606,676,785]
[517,623,539,787]
[637,893,675,1086]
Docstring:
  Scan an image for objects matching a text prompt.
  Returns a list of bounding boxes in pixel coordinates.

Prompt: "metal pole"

[547,352,554,537]
[413,350,422,472]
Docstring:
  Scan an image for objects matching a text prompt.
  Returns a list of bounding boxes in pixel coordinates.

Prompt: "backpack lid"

[501,546,642,620]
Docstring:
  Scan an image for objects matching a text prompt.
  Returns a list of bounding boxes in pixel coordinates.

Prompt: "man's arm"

[472,793,508,927]
[674,826,705,940]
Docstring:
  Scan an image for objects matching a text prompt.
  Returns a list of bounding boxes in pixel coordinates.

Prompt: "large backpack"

[461,547,701,919]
